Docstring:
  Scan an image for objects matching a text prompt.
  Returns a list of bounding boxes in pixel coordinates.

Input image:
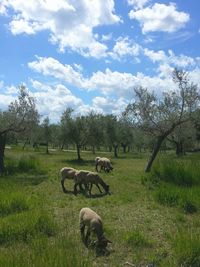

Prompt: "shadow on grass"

[60,158,95,167]
[0,173,48,186]
[63,189,110,199]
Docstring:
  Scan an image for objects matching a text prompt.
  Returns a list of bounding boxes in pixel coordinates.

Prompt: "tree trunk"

[121,143,127,153]
[76,144,81,160]
[175,141,184,156]
[145,135,165,172]
[113,144,118,157]
[92,145,95,154]
[46,142,49,154]
[23,138,29,150]
[0,133,6,175]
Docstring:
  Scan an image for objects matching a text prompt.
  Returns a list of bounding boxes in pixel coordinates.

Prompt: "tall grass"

[144,159,200,213]
[5,155,44,174]
[125,229,152,248]
[0,210,57,245]
[0,192,30,217]
[0,236,91,267]
[173,231,200,267]
[150,159,200,187]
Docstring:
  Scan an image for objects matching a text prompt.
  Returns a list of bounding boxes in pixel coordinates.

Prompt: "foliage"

[124,69,200,171]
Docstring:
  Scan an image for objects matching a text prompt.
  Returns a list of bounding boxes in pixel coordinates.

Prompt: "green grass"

[172,230,200,267]
[0,210,57,245]
[0,192,30,217]
[0,148,199,266]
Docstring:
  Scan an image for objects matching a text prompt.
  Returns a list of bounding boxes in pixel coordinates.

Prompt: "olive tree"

[125,69,200,172]
[0,85,39,174]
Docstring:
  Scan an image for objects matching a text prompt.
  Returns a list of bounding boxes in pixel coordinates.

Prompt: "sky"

[0,0,200,123]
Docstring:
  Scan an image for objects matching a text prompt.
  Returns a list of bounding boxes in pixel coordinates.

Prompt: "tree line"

[0,69,200,175]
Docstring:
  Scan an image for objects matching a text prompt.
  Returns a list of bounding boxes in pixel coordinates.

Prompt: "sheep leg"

[80,221,85,243]
[61,178,67,193]
[73,183,79,195]
[95,183,102,193]
[95,163,99,172]
[85,228,91,247]
[79,183,85,192]
[88,183,93,196]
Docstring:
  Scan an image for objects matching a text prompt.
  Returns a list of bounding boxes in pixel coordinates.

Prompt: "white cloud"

[28,55,199,101]
[2,0,120,58]
[28,56,85,88]
[92,96,128,115]
[101,33,112,42]
[31,81,83,122]
[144,48,196,68]
[127,0,149,10]
[110,36,141,60]
[0,0,8,15]
[144,48,167,62]
[129,3,189,33]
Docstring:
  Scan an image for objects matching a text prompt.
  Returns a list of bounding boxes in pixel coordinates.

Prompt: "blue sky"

[0,0,200,122]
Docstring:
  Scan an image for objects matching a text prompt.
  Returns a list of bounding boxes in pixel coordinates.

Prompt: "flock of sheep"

[59,156,113,254]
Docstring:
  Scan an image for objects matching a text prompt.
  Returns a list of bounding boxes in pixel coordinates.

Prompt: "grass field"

[0,148,200,267]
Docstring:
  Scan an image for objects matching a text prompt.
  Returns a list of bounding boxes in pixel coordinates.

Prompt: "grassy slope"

[0,148,199,266]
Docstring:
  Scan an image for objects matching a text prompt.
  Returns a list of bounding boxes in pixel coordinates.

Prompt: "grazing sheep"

[79,207,112,249]
[95,157,113,173]
[74,170,110,196]
[60,167,77,193]
[60,167,87,193]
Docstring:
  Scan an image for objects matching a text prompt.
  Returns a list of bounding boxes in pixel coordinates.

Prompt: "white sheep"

[73,170,110,196]
[95,157,113,173]
[79,207,112,249]
[60,167,87,193]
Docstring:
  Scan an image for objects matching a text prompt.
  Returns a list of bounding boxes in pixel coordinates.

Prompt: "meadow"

[0,147,200,267]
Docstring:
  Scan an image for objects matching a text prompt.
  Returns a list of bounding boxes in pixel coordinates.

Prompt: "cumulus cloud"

[92,96,128,115]
[0,0,8,14]
[28,54,199,102]
[31,80,83,122]
[28,56,85,88]
[144,48,197,69]
[127,0,149,10]
[2,0,120,58]
[110,36,141,61]
[129,3,190,33]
